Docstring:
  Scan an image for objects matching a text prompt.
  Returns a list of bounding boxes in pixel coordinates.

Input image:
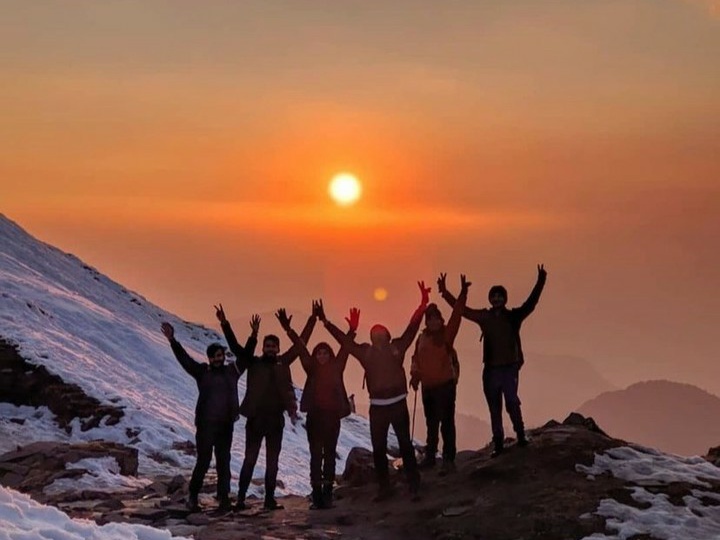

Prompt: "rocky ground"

[1,414,669,540]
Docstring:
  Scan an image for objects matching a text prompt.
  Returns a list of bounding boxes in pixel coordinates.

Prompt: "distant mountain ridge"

[578,379,720,456]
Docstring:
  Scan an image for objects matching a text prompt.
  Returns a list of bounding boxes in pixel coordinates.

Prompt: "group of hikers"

[160,265,547,513]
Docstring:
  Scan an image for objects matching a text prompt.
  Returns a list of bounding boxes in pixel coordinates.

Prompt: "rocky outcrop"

[0,440,138,501]
[0,338,124,432]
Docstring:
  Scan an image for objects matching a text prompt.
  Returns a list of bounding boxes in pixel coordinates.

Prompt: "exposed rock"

[342,447,376,487]
[563,412,607,435]
[0,338,124,432]
[706,445,720,467]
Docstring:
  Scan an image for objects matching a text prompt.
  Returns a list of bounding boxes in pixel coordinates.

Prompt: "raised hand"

[345,307,360,332]
[460,274,472,294]
[437,273,447,294]
[249,314,261,335]
[214,303,227,324]
[275,308,292,331]
[537,264,547,279]
[314,299,327,322]
[160,322,174,340]
[418,281,431,306]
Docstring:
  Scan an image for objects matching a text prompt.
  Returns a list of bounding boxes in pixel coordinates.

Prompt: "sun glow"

[329,173,362,206]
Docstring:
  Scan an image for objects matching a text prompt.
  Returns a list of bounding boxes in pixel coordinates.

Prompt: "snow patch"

[44,457,152,496]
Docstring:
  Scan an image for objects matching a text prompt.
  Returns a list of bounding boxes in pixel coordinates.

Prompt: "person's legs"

[483,367,505,456]
[369,404,392,499]
[237,419,263,507]
[501,365,526,443]
[188,424,214,509]
[306,412,324,508]
[421,388,439,468]
[263,415,284,509]
[439,381,457,465]
[390,400,420,496]
[321,414,341,507]
[213,422,234,506]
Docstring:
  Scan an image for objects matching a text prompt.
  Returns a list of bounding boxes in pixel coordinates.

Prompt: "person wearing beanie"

[160,318,255,513]
[439,265,547,458]
[277,302,357,510]
[409,274,470,474]
[217,303,317,512]
[321,282,430,502]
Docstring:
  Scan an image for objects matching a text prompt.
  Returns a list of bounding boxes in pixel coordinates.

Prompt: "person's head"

[369,324,391,347]
[424,303,445,332]
[262,334,281,357]
[488,285,508,309]
[312,342,335,365]
[206,343,227,368]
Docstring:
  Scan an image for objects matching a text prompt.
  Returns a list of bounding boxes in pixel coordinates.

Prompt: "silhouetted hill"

[578,379,720,456]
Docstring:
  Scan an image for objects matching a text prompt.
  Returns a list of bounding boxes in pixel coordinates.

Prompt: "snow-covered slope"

[0,214,374,495]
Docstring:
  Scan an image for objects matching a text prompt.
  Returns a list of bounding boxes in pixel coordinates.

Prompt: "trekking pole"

[411,389,417,440]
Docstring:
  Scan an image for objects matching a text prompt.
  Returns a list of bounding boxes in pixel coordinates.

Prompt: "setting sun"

[329,173,362,206]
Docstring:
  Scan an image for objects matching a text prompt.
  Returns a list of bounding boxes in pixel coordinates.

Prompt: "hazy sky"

[2,1,719,396]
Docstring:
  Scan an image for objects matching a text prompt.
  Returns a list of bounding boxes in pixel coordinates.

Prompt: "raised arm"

[215,303,257,373]
[278,307,317,366]
[335,307,360,372]
[515,264,548,321]
[438,273,486,324]
[316,299,366,360]
[276,309,314,374]
[161,322,204,379]
[394,281,431,355]
[445,274,471,346]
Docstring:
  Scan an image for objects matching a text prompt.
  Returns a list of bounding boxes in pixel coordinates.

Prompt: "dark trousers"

[369,399,419,488]
[482,364,524,443]
[237,414,284,501]
[189,421,234,499]
[422,380,457,461]
[306,411,341,487]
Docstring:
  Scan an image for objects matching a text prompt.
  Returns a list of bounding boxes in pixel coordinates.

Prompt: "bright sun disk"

[329,173,362,206]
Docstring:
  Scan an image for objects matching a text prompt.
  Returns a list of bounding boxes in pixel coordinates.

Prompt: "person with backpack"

[409,274,470,474]
[276,302,358,509]
[320,282,430,501]
[160,320,254,512]
[216,304,316,511]
[438,265,547,457]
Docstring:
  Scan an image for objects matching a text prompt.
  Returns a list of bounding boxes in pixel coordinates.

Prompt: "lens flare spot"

[373,287,388,301]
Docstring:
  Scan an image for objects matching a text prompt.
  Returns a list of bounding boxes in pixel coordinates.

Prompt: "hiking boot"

[517,433,530,447]
[310,485,324,510]
[217,496,231,512]
[264,497,284,511]
[234,497,247,511]
[186,493,200,513]
[490,440,504,458]
[321,483,334,508]
[439,460,456,476]
[418,455,437,470]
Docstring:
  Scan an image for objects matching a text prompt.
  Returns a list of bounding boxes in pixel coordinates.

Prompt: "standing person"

[216,304,315,511]
[321,282,430,501]
[276,303,358,509]
[160,320,253,512]
[409,274,470,474]
[439,265,547,457]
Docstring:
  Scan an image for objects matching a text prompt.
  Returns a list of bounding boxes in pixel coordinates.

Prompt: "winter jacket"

[441,273,546,367]
[324,304,426,401]
[410,291,466,389]
[170,338,250,426]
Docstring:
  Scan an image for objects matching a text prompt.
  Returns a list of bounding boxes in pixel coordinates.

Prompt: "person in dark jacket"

[409,274,470,474]
[277,303,357,509]
[439,265,547,457]
[161,320,255,512]
[217,304,315,511]
[321,282,430,501]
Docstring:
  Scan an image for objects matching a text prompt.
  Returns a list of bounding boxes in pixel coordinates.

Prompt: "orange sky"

[2,0,720,397]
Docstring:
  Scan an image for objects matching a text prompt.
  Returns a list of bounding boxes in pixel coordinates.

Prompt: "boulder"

[342,447,376,487]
